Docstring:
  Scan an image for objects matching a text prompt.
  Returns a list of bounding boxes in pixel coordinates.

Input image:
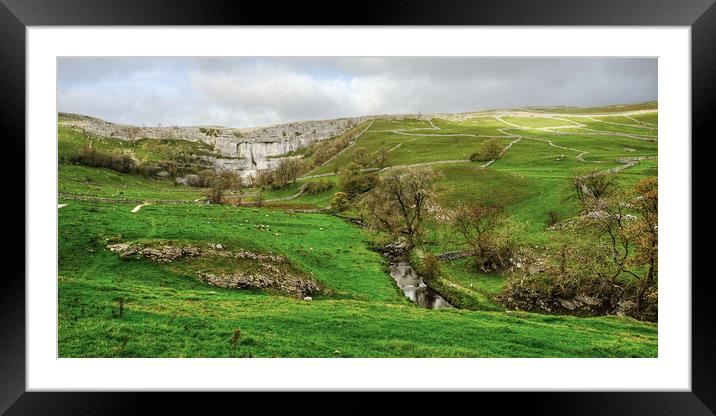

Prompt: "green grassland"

[59,163,205,201]
[629,112,658,125]
[59,201,657,357]
[58,103,659,357]
[59,125,219,164]
[523,101,658,114]
[500,116,580,128]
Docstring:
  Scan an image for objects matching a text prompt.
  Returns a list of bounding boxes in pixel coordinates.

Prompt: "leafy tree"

[470,139,505,162]
[359,167,439,251]
[337,162,376,198]
[573,171,617,208]
[351,147,371,167]
[451,203,519,271]
[374,147,390,169]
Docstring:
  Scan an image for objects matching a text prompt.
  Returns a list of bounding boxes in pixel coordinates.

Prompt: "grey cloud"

[58,57,656,127]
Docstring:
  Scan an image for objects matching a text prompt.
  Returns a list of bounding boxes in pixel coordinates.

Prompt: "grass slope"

[59,201,657,357]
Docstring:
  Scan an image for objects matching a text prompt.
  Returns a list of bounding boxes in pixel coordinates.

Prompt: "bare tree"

[274,158,303,188]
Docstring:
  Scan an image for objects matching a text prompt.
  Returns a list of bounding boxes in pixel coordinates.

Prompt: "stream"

[389,261,453,309]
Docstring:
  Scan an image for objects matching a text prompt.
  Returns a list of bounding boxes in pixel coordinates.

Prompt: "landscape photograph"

[57,57,658,358]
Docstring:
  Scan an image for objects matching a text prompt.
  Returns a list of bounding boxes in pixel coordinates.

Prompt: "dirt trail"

[266,188,306,202]
[481,137,522,168]
[318,120,375,168]
[131,203,150,213]
[585,116,658,130]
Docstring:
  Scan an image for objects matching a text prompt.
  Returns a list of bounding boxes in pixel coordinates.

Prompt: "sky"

[57,57,657,128]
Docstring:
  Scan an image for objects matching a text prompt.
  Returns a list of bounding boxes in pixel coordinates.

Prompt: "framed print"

[2,0,712,413]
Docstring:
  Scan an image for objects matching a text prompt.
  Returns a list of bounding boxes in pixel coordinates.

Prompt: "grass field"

[59,201,657,357]
[58,102,659,357]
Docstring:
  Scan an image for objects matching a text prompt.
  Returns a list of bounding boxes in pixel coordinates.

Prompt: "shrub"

[547,210,560,227]
[72,147,137,174]
[218,170,243,190]
[418,252,441,281]
[197,169,216,187]
[337,163,376,199]
[469,139,505,162]
[184,174,202,187]
[301,180,333,195]
[205,176,225,204]
[137,162,160,177]
[254,170,275,189]
[199,127,219,137]
[451,203,521,272]
[330,192,350,212]
[254,192,265,207]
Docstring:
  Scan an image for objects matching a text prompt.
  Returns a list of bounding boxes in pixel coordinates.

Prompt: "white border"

[27,27,690,391]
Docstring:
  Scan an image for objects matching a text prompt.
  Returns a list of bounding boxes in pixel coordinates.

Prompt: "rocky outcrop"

[60,113,376,177]
[106,241,323,298]
[59,112,432,177]
[198,268,321,298]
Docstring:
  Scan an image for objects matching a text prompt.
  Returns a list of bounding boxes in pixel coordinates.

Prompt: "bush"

[547,210,560,227]
[469,139,505,162]
[418,252,441,282]
[301,180,333,195]
[254,170,275,189]
[337,163,376,199]
[205,176,225,204]
[184,174,202,187]
[330,192,350,212]
[137,162,160,177]
[72,147,137,174]
[196,169,215,186]
[218,170,243,190]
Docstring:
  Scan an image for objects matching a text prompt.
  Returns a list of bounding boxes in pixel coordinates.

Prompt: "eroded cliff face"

[60,114,374,177]
[59,112,430,177]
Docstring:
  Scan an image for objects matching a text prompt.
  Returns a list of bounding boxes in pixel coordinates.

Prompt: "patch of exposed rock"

[106,241,321,298]
[198,266,321,298]
[107,243,201,263]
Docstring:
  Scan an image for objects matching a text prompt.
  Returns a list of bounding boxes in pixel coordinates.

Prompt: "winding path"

[131,203,150,213]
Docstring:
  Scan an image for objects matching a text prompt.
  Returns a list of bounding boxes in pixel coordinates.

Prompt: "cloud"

[57,57,657,127]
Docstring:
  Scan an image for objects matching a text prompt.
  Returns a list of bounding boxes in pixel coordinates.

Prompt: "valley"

[58,102,658,358]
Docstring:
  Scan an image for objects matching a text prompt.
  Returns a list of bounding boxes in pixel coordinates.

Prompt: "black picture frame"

[1,0,711,413]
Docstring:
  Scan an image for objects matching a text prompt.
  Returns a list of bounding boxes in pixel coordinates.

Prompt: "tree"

[254,191,265,207]
[451,203,517,271]
[205,175,226,204]
[573,171,617,208]
[351,147,371,167]
[374,147,390,169]
[337,162,376,199]
[552,177,658,316]
[254,170,274,189]
[197,169,216,187]
[359,167,439,251]
[218,170,243,191]
[274,158,303,188]
[470,139,505,162]
[625,177,658,311]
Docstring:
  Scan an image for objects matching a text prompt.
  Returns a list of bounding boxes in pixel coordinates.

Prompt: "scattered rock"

[303,296,312,301]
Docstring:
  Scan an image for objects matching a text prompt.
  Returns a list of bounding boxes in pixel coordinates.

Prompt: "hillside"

[58,102,658,357]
